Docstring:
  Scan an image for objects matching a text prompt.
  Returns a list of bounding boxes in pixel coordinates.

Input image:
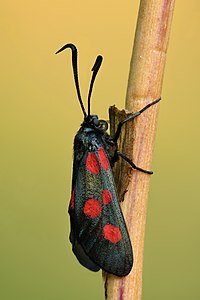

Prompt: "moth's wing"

[69,162,100,272]
[70,145,133,277]
[69,220,100,272]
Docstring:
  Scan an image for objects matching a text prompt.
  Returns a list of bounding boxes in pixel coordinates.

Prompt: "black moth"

[56,43,160,277]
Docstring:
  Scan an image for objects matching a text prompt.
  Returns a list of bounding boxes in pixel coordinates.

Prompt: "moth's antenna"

[56,43,87,118]
[87,55,103,117]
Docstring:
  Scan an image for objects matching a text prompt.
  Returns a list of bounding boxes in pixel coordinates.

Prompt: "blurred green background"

[1,1,200,299]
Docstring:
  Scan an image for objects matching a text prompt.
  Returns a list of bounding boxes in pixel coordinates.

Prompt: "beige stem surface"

[104,0,175,299]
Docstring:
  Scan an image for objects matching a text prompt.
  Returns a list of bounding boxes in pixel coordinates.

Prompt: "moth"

[56,43,160,276]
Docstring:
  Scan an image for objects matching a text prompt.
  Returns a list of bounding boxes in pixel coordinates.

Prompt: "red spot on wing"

[98,147,109,171]
[84,199,102,218]
[102,189,112,205]
[70,189,75,209]
[103,224,122,244]
[86,152,100,175]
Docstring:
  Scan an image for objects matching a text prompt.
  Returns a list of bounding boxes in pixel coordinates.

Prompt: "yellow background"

[1,1,200,299]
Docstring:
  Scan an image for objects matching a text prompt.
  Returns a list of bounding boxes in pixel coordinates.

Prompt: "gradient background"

[1,1,200,299]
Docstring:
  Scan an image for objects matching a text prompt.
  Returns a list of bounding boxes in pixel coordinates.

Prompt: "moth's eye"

[99,120,108,131]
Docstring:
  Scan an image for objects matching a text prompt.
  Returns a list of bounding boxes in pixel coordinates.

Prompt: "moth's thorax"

[73,121,111,164]
[75,126,103,151]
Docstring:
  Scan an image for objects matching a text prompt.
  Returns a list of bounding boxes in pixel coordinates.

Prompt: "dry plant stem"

[104,0,175,299]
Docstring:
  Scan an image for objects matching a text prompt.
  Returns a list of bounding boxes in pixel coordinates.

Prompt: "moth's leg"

[117,150,153,174]
[112,97,161,142]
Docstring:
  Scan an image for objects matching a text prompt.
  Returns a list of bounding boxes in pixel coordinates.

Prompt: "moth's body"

[69,116,133,276]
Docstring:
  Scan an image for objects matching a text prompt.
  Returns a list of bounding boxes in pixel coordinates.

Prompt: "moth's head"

[84,115,108,132]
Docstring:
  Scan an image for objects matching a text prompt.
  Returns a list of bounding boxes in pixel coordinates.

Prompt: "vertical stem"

[105,0,175,299]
